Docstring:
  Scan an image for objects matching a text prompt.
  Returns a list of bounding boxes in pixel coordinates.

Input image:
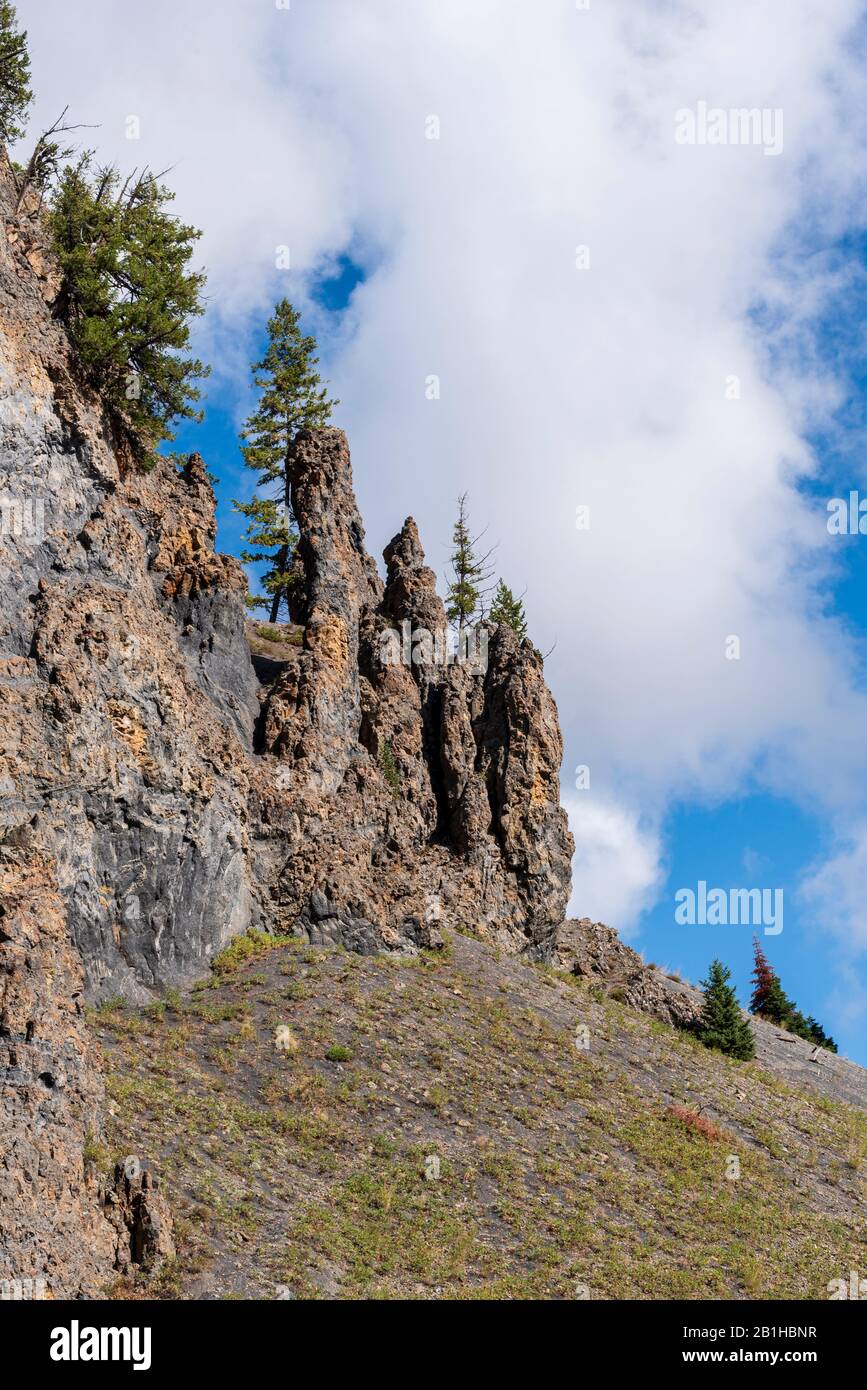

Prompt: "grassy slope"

[92,931,867,1301]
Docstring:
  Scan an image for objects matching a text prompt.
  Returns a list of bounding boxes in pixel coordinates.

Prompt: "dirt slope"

[94,931,867,1301]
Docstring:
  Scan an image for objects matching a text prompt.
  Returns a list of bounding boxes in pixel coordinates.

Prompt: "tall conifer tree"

[444,494,495,633]
[234,300,337,622]
[0,2,32,145]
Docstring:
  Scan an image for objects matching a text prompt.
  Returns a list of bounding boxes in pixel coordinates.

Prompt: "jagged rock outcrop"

[0,850,117,1294]
[105,1156,175,1274]
[0,147,573,1294]
[0,149,260,1006]
[556,918,703,1030]
[254,427,574,958]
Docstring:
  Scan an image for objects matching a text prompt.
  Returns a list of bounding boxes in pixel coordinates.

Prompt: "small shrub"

[666,1104,724,1143]
[82,1130,111,1171]
[378,738,401,794]
[237,1016,257,1043]
[94,993,127,1016]
[325,1044,352,1063]
[424,1083,449,1113]
[212,929,283,977]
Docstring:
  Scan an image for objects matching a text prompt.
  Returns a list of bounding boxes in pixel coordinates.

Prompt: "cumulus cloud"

[563,795,663,936]
[801,826,867,953]
[17,0,867,936]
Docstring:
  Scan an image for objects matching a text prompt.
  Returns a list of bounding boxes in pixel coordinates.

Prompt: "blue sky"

[20,0,867,1065]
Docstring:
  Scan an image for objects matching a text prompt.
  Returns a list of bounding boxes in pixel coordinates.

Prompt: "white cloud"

[801,826,867,954]
[742,847,773,878]
[564,795,663,935]
[16,0,867,939]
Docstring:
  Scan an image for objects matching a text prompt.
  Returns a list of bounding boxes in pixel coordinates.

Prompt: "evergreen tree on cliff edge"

[0,2,32,146]
[490,579,528,640]
[235,300,338,622]
[445,494,496,633]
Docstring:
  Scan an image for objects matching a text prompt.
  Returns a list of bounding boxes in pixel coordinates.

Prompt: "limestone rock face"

[1,158,258,1294]
[0,150,574,1293]
[0,153,259,1004]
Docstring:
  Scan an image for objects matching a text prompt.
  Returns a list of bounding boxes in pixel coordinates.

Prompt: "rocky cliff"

[0,155,573,1294]
[254,427,573,960]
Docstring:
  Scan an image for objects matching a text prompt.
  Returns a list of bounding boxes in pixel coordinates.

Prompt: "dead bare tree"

[13,106,95,213]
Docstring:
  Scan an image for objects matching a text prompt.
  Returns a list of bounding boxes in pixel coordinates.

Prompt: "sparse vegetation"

[378,738,401,794]
[95,929,867,1300]
[665,1104,725,1144]
[82,1130,112,1172]
[211,929,291,978]
[256,623,302,646]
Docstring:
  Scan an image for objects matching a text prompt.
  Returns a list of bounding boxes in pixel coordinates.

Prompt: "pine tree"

[444,494,495,633]
[234,300,337,622]
[804,1016,838,1054]
[749,938,777,1015]
[0,2,31,146]
[697,959,755,1061]
[750,935,796,1025]
[489,579,528,639]
[48,155,208,450]
[234,498,293,617]
[748,938,836,1051]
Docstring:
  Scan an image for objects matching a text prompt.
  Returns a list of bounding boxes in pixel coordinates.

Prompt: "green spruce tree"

[697,959,755,1060]
[48,155,208,450]
[0,2,32,146]
[234,300,338,622]
[490,579,528,639]
[444,494,495,633]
